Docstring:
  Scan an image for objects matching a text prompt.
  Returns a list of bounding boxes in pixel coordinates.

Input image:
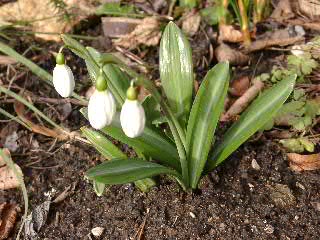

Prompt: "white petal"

[291,45,304,56]
[120,100,146,138]
[88,90,116,129]
[53,64,75,98]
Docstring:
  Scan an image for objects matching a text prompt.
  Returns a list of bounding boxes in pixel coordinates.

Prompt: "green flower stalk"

[253,0,267,24]
[238,0,251,46]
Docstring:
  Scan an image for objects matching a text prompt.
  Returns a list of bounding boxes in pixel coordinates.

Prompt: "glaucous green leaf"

[86,158,182,184]
[207,74,297,171]
[96,2,135,16]
[81,127,126,159]
[160,22,194,124]
[187,62,230,188]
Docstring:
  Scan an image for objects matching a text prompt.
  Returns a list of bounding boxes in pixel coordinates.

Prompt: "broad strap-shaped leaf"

[160,21,194,124]
[81,127,126,159]
[101,113,181,170]
[187,62,230,188]
[86,158,182,184]
[207,74,297,171]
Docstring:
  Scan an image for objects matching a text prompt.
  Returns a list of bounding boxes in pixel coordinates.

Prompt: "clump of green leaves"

[61,22,295,191]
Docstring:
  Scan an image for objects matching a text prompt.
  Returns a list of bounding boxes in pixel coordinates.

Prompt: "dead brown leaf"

[298,0,320,20]
[287,153,320,172]
[0,55,17,65]
[0,149,22,190]
[215,43,249,66]
[229,76,250,97]
[114,17,161,49]
[14,102,68,140]
[182,11,201,37]
[102,17,142,38]
[218,25,243,43]
[245,28,305,53]
[270,0,294,21]
[0,202,19,240]
[0,0,95,41]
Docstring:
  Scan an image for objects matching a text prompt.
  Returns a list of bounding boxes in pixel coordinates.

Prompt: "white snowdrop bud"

[120,84,145,138]
[52,52,75,98]
[88,89,116,130]
[291,45,304,56]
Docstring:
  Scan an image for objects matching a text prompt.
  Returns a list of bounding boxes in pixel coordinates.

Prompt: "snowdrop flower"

[53,52,75,98]
[291,45,304,56]
[88,74,116,130]
[120,83,146,138]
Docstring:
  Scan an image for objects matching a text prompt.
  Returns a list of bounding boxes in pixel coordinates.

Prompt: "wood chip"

[287,153,320,172]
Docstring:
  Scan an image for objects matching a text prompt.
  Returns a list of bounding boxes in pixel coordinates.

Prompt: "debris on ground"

[0,202,19,240]
[215,43,249,66]
[0,149,22,190]
[287,153,320,172]
[267,184,296,208]
[113,17,161,49]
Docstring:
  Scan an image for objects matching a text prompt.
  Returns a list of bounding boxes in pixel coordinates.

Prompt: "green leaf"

[187,62,230,188]
[101,114,181,170]
[61,34,90,60]
[208,74,297,170]
[96,2,135,16]
[179,0,198,8]
[160,22,194,124]
[81,127,126,159]
[93,181,105,196]
[86,158,182,185]
[200,6,225,25]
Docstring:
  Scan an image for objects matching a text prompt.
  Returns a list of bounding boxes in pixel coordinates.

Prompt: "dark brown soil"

[2,133,320,239]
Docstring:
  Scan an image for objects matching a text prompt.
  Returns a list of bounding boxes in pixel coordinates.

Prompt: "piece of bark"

[245,29,305,53]
[0,203,19,240]
[221,79,264,121]
[287,153,320,172]
[102,17,142,38]
[215,43,249,66]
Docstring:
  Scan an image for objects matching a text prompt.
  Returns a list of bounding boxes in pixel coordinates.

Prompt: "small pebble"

[251,159,261,170]
[296,182,305,190]
[189,212,196,218]
[264,224,274,234]
[91,227,104,237]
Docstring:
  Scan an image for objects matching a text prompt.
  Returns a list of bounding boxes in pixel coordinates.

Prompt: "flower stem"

[238,0,251,46]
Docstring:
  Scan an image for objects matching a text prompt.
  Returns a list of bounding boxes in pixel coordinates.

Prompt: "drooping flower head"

[52,51,75,98]
[120,81,146,138]
[88,72,116,130]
